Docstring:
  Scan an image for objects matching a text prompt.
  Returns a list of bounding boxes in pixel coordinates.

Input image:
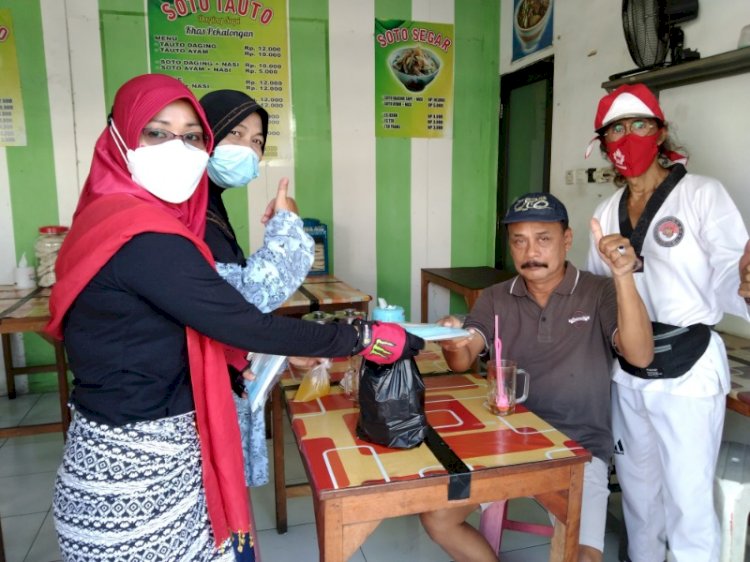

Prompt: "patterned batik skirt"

[53,411,241,562]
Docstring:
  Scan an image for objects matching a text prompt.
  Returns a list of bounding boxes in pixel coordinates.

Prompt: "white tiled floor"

[0,392,744,562]
[0,393,65,562]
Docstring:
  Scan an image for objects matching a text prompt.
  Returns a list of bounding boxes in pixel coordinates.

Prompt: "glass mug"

[486,360,530,416]
[334,308,366,403]
[340,355,363,403]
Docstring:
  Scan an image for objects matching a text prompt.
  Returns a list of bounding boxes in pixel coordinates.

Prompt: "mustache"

[521,261,548,269]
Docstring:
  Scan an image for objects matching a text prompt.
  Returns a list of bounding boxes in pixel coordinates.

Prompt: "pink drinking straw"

[494,315,509,411]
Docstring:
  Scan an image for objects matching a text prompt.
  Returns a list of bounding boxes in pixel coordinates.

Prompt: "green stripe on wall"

[5,0,59,391]
[99,0,149,109]
[450,0,500,313]
[289,0,335,272]
[375,0,411,315]
[6,0,57,279]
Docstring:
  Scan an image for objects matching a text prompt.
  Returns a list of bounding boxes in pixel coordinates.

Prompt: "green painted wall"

[99,0,149,108]
[289,0,335,271]
[450,0,500,313]
[3,0,58,391]
[5,0,56,274]
[375,0,412,315]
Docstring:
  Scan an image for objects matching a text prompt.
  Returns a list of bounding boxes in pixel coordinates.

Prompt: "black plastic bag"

[356,357,427,449]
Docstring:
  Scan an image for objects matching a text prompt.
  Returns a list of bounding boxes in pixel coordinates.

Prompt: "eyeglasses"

[603,118,658,141]
[141,127,207,149]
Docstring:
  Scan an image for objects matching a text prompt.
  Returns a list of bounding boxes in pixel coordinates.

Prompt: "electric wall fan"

[611,0,700,80]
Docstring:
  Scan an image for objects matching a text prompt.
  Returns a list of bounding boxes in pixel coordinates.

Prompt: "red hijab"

[73,73,212,237]
[47,74,251,549]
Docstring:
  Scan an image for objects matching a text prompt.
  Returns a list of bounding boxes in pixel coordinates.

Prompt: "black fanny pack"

[618,322,712,379]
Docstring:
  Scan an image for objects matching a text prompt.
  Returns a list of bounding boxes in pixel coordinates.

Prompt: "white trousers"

[612,383,724,562]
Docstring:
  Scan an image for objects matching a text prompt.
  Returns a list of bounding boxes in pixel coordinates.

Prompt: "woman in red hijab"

[46,73,422,562]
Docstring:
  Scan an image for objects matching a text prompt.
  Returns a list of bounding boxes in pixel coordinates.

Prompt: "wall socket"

[564,168,590,185]
[565,167,613,185]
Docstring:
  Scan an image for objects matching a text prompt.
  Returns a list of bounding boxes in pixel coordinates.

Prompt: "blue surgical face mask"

[207,144,260,188]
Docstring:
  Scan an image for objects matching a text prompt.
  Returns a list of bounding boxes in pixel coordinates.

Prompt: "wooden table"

[285,372,589,561]
[270,275,372,532]
[0,285,70,439]
[421,267,514,321]
[277,275,371,317]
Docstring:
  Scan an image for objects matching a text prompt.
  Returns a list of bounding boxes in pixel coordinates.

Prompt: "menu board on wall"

[375,19,454,139]
[147,0,291,161]
[0,9,26,147]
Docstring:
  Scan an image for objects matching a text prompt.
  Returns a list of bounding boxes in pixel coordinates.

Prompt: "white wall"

[502,0,750,337]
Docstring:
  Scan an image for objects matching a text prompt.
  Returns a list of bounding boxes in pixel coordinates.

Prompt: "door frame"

[495,56,554,270]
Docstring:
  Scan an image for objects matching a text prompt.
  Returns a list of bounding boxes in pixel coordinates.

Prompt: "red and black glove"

[350,320,425,365]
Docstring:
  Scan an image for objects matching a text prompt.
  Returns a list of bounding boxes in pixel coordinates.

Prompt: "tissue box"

[302,218,329,275]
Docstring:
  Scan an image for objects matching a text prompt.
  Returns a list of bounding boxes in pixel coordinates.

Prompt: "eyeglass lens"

[141,127,207,149]
[605,119,655,140]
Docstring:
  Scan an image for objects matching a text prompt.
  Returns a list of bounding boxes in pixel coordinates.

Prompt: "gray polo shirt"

[464,263,618,462]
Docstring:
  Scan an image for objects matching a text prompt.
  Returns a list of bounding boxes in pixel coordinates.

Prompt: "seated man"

[419,192,653,562]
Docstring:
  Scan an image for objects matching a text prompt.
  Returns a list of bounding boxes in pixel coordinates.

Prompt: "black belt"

[618,322,712,379]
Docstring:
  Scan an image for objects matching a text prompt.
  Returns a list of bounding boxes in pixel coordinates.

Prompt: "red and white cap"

[594,83,664,132]
[585,83,686,165]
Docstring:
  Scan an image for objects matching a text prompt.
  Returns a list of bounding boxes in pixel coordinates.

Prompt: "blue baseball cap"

[502,192,569,224]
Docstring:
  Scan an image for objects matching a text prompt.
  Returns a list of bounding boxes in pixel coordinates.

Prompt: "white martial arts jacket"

[587,171,750,397]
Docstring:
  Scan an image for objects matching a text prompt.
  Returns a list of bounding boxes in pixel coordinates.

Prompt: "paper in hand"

[244,354,288,412]
[398,322,471,341]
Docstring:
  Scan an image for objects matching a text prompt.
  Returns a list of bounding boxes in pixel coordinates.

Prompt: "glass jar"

[35,225,68,287]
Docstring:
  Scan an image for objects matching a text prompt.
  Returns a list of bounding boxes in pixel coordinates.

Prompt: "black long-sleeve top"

[205,182,244,265]
[63,232,357,426]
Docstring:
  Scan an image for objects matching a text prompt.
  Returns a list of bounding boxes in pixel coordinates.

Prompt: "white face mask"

[110,121,209,204]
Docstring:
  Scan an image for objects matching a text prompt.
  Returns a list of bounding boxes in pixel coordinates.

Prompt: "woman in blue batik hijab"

[200,90,313,499]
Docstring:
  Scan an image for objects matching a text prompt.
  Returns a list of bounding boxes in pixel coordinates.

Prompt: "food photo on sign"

[512,0,554,61]
[374,18,455,138]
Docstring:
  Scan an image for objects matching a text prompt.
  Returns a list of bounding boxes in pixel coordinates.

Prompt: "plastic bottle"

[34,226,69,287]
[14,253,36,289]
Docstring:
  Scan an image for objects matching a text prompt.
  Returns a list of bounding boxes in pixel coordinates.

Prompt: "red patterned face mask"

[606,133,659,177]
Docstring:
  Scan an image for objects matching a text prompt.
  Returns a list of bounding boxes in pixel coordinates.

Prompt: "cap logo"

[514,196,551,213]
[504,192,567,224]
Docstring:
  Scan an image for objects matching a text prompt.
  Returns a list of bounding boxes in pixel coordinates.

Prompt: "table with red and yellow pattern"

[285,371,589,562]
[272,342,449,532]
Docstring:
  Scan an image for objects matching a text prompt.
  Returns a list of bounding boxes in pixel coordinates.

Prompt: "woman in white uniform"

[586,83,750,562]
